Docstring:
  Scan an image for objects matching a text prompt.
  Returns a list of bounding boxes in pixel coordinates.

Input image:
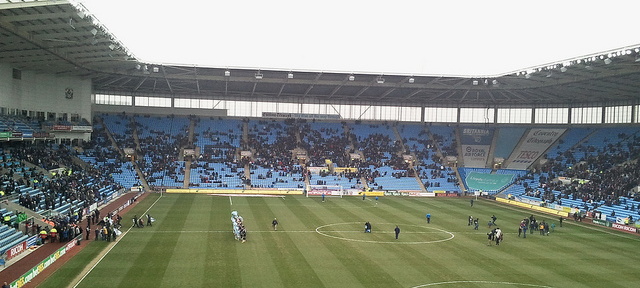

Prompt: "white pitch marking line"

[229,196,233,205]
[315,222,455,244]
[131,230,457,234]
[128,229,543,235]
[73,194,163,288]
[134,230,318,233]
[411,280,554,287]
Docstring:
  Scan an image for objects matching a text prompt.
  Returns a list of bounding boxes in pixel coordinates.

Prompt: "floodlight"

[376,76,385,84]
[604,58,612,65]
[255,72,263,79]
[224,70,230,77]
[408,77,415,83]
[472,80,478,85]
[153,67,159,73]
[90,28,98,36]
[348,75,355,81]
[288,73,294,79]
[560,67,567,72]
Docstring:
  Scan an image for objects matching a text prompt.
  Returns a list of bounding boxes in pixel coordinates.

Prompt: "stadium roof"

[2,0,640,107]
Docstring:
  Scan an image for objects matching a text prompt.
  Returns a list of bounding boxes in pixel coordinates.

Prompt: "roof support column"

[632,100,637,124]
[531,107,535,124]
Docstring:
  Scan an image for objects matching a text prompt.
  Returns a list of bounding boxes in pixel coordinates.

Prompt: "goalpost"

[306,184,344,198]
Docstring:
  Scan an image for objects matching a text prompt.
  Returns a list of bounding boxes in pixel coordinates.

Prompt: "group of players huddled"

[231,211,247,243]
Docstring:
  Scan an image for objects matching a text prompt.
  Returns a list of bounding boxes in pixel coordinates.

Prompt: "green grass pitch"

[39,193,640,288]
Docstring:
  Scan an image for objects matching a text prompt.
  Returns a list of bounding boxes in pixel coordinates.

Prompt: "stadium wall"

[92,104,227,117]
[0,63,91,121]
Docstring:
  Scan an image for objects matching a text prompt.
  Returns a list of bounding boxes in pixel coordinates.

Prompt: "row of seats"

[90,116,640,202]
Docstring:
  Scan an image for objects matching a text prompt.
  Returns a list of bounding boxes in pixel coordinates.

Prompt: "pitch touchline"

[73,194,163,288]
[131,230,480,234]
[129,229,605,236]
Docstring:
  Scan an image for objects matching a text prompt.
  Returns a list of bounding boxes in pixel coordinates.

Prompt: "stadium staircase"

[187,117,196,146]
[133,159,150,191]
[391,125,427,192]
[424,126,444,161]
[132,120,141,153]
[70,154,92,171]
[127,118,150,191]
[0,199,48,230]
[454,126,464,167]
[242,120,250,189]
[453,166,466,194]
[183,159,191,189]
[420,125,461,192]
[343,123,370,190]
[19,160,53,179]
[97,116,126,159]
[100,116,149,191]
[181,118,197,188]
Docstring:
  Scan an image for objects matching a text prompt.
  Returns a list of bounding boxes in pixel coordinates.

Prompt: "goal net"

[306,185,344,198]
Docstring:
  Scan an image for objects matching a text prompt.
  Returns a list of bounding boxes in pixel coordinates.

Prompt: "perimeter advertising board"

[465,172,513,192]
[10,236,81,288]
[612,222,637,233]
[5,241,27,260]
[262,112,341,120]
[506,128,565,170]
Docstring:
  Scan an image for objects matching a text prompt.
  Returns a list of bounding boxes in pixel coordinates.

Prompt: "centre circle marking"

[315,222,454,244]
[411,281,554,287]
